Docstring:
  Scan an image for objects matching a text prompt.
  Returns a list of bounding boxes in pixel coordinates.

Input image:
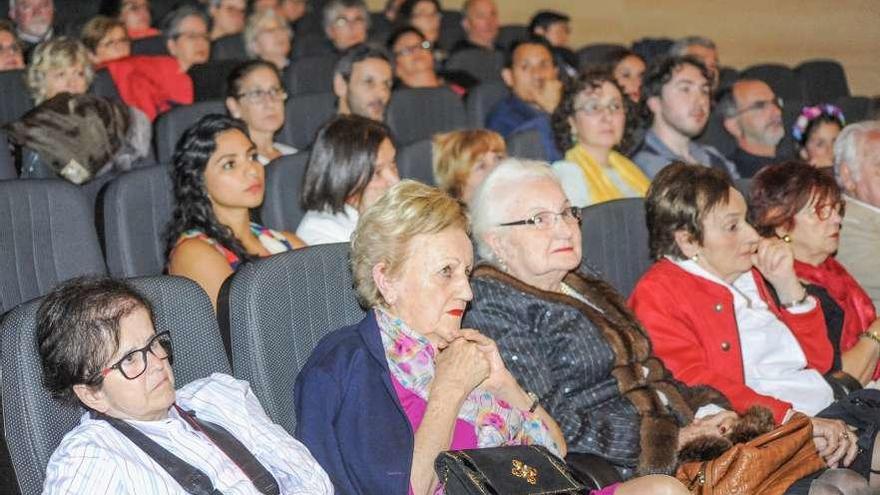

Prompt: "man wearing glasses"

[720,79,786,178]
[39,276,333,493]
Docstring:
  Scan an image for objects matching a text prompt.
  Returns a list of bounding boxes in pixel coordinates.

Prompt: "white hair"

[243,8,292,59]
[833,120,880,183]
[470,157,560,261]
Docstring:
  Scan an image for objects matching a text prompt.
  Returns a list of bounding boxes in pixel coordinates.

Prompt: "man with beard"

[9,0,54,57]
[719,79,786,178]
[333,43,393,122]
[632,55,738,179]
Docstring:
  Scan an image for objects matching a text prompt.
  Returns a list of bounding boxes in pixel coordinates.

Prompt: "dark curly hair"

[551,68,638,154]
[164,114,255,264]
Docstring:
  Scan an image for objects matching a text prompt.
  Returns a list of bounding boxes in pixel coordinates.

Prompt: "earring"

[570,127,578,145]
[781,234,792,243]
[691,253,700,262]
[496,256,509,273]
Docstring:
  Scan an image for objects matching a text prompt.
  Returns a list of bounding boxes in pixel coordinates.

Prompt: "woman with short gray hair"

[243,8,292,69]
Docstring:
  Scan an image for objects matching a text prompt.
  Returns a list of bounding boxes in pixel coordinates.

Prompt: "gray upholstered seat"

[154,100,227,164]
[0,69,33,125]
[466,81,509,128]
[0,133,16,180]
[506,128,547,162]
[220,243,365,433]
[278,92,336,150]
[387,87,467,145]
[210,34,247,61]
[576,43,626,70]
[397,138,434,185]
[740,63,803,103]
[580,198,651,298]
[796,59,850,105]
[283,54,339,96]
[446,48,504,84]
[259,152,309,232]
[102,165,174,277]
[0,180,106,314]
[1,275,231,495]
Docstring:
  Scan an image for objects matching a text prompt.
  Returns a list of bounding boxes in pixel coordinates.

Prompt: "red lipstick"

[447,309,464,317]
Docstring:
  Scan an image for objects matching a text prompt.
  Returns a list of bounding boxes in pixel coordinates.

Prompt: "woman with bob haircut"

[243,7,293,70]
[295,180,568,494]
[27,36,94,104]
[296,114,400,245]
[38,276,332,493]
[81,16,131,65]
[750,161,880,385]
[165,114,304,308]
[432,128,505,205]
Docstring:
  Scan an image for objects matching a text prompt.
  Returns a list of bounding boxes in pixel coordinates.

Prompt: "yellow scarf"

[564,145,650,204]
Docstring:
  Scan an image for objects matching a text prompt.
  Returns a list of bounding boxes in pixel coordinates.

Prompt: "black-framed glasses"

[734,97,784,116]
[99,331,173,380]
[498,207,582,230]
[394,40,432,58]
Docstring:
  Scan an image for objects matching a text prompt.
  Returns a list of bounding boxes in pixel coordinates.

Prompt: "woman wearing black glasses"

[38,276,332,493]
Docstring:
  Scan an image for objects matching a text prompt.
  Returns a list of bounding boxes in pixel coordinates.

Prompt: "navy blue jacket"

[294,311,414,494]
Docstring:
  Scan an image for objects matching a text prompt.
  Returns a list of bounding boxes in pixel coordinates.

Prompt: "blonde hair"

[432,129,505,200]
[27,37,94,104]
[243,8,292,59]
[350,180,469,308]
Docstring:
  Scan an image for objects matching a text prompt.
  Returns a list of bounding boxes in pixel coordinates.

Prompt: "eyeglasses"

[499,206,582,229]
[237,87,288,103]
[734,97,784,116]
[333,15,366,28]
[812,199,845,221]
[574,100,624,116]
[0,43,21,55]
[98,331,173,381]
[412,10,441,20]
[174,31,210,43]
[393,40,431,58]
[98,36,131,49]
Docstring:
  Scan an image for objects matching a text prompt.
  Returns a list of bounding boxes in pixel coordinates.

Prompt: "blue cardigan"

[294,311,415,494]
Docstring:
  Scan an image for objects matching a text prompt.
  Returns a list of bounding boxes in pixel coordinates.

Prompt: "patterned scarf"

[375,309,559,454]
[795,257,879,378]
[565,144,650,204]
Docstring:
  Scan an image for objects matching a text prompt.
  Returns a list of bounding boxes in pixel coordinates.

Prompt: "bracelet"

[861,330,880,346]
[526,391,540,413]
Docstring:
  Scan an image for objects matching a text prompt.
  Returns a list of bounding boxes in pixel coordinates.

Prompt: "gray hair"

[470,157,560,261]
[833,120,880,183]
[243,8,292,58]
[668,36,716,57]
[322,0,369,31]
[160,5,209,41]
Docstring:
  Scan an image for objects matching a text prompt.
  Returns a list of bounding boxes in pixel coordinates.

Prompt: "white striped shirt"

[43,373,334,494]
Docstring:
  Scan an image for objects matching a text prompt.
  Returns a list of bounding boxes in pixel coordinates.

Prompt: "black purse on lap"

[434,445,587,495]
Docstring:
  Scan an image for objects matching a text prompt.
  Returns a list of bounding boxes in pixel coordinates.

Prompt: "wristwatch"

[526,391,540,413]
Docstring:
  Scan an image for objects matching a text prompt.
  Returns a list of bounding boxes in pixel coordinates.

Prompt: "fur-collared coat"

[463,264,730,477]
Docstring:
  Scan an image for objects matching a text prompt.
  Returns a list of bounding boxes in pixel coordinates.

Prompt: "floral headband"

[791,104,846,144]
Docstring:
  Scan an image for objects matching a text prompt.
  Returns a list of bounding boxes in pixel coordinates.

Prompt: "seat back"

[740,63,803,103]
[189,60,246,101]
[796,60,850,105]
[283,55,340,96]
[580,198,650,298]
[278,92,336,149]
[89,68,121,101]
[506,128,547,161]
[0,132,16,179]
[466,81,509,128]
[210,34,247,61]
[259,152,309,232]
[222,243,366,433]
[397,138,434,185]
[130,35,168,56]
[835,95,871,124]
[387,87,467,145]
[576,43,626,70]
[446,48,504,83]
[102,165,174,277]
[289,33,336,60]
[697,106,737,157]
[436,10,465,50]
[154,100,227,164]
[496,24,528,50]
[0,70,33,125]
[0,180,106,314]
[2,275,231,495]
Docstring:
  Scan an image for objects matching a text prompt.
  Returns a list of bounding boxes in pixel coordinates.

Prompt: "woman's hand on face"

[432,338,490,399]
[809,417,859,468]
[751,238,804,303]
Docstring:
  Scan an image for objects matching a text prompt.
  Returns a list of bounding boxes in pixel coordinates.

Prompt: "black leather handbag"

[434,445,587,495]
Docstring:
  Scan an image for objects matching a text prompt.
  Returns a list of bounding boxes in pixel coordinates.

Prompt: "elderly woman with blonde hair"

[432,128,505,205]
[27,36,94,104]
[243,8,293,70]
[294,180,567,494]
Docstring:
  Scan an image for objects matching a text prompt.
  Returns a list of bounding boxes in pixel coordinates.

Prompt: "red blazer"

[628,259,832,424]
[103,55,193,121]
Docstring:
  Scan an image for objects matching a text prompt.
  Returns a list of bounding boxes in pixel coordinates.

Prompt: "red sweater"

[103,55,193,121]
[628,259,832,424]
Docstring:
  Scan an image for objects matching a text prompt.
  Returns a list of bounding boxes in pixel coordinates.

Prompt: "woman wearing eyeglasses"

[463,158,729,491]
[226,60,297,165]
[38,276,333,493]
[550,69,648,208]
[750,161,880,387]
[387,26,475,96]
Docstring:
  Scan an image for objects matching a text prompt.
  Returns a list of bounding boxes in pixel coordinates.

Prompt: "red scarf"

[795,257,879,378]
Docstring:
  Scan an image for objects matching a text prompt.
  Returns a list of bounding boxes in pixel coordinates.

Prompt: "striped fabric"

[43,373,333,494]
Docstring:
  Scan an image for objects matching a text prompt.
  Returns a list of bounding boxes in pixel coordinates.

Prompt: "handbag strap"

[94,411,220,495]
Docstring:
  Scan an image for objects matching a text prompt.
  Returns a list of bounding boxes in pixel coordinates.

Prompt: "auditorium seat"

[130,35,168,56]
[397,138,434,185]
[697,107,737,157]
[89,68,122,102]
[387,87,467,145]
[102,165,174,278]
[446,48,504,83]
[154,100,227,164]
[277,92,336,150]
[283,54,340,96]
[718,66,739,91]
[219,243,365,433]
[506,128,547,162]
[576,43,626,70]
[835,95,871,124]
[259,152,310,233]
[740,63,803,103]
[580,197,650,298]
[796,59,850,105]
[1,275,231,495]
[465,81,509,128]
[189,59,247,101]
[437,10,466,51]
[0,70,33,125]
[496,24,529,50]
[210,33,247,61]
[290,33,336,60]
[0,180,106,314]
[0,133,17,180]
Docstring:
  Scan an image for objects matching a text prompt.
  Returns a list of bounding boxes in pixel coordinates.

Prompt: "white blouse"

[296,204,359,245]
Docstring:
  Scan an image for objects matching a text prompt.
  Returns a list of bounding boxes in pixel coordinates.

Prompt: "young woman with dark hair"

[165,114,305,308]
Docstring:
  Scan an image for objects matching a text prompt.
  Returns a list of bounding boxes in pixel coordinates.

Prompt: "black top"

[727,146,780,178]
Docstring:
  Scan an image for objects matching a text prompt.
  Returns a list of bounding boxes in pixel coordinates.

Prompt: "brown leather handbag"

[676,413,826,495]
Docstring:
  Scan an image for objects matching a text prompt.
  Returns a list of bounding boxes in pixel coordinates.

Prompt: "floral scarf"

[375,309,560,455]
